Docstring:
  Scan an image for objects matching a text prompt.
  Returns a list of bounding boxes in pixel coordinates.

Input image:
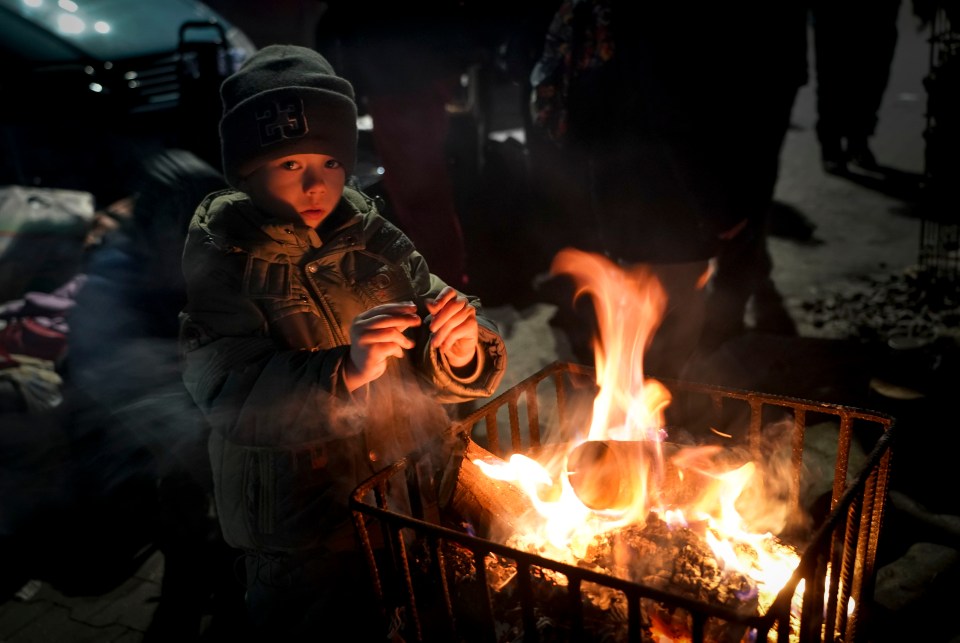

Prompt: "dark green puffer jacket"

[179,185,506,553]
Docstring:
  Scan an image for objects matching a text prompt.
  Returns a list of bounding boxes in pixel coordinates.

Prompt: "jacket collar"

[198,188,365,255]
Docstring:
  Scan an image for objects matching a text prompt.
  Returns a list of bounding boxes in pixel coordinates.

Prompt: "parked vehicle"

[0,0,256,201]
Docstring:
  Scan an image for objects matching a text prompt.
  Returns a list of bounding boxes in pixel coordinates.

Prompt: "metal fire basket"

[350,362,895,643]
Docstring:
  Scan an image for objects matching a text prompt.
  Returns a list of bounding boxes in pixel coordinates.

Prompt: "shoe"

[820,140,847,175]
[751,280,798,336]
[846,138,879,171]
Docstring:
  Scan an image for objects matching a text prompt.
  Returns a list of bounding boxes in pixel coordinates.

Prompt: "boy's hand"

[426,287,478,369]
[344,302,421,391]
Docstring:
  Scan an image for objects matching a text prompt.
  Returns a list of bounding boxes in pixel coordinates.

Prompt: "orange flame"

[474,249,804,635]
[551,248,670,442]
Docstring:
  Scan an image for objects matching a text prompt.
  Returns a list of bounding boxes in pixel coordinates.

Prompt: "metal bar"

[555,369,568,439]
[394,525,423,642]
[748,399,763,458]
[516,562,538,643]
[854,448,894,642]
[711,392,723,429]
[790,409,806,519]
[486,410,500,457]
[846,472,879,642]
[625,588,641,643]
[474,548,498,643]
[352,508,383,603]
[432,536,457,639]
[831,414,854,511]
[526,386,542,448]
[509,389,522,453]
[800,549,827,641]
[774,613,789,643]
[829,496,861,642]
[568,576,585,639]
[691,610,706,643]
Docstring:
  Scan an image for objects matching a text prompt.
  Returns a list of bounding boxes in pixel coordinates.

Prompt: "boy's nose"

[302,168,325,193]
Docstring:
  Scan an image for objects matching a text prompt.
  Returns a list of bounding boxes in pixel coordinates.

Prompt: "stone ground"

[3,4,960,642]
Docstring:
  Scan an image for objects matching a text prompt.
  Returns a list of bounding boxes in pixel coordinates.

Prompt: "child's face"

[241,153,346,228]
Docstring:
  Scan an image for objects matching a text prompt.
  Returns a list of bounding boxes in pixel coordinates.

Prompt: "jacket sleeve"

[406,250,507,403]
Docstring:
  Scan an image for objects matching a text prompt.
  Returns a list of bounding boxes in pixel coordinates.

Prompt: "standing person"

[699,1,808,350]
[811,0,902,173]
[315,2,490,289]
[530,1,809,369]
[529,0,752,378]
[178,45,507,640]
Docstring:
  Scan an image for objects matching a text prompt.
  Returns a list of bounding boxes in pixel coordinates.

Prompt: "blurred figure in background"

[699,2,808,351]
[811,0,902,174]
[315,2,501,289]
[529,0,807,375]
[67,149,248,642]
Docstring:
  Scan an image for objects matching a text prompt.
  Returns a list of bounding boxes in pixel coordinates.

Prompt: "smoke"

[327,361,455,461]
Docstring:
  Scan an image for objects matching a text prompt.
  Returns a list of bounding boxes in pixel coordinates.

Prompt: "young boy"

[178,44,507,639]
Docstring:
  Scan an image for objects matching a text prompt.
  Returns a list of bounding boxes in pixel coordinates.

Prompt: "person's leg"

[846,0,901,169]
[702,77,799,350]
[645,261,711,380]
[812,1,855,172]
[700,225,762,351]
[245,550,386,641]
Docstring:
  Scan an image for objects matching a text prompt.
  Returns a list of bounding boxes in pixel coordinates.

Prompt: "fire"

[473,249,806,637]
[550,248,671,443]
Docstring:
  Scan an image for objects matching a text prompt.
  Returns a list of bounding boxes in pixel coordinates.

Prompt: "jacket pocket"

[221,435,369,553]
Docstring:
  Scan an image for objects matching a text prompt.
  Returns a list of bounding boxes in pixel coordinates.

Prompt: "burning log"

[434,511,761,643]
[443,438,538,539]
[565,439,747,512]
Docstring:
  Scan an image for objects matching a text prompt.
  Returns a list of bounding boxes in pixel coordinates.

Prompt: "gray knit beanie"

[219,44,357,187]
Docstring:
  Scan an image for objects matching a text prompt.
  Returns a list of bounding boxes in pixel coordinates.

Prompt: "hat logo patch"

[256,98,308,146]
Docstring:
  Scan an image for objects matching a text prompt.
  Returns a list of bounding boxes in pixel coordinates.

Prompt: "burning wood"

[444,438,538,539]
[589,513,758,614]
[432,511,761,643]
[565,439,730,512]
[438,438,768,641]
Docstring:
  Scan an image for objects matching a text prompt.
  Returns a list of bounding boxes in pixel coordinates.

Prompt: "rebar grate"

[351,362,895,643]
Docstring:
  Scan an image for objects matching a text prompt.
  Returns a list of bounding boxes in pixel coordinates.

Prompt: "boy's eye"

[324,159,342,169]
[281,160,301,171]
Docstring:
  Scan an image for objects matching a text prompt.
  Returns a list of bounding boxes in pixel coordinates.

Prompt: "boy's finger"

[430,300,473,334]
[358,310,422,330]
[431,306,474,348]
[426,287,457,313]
[356,301,417,320]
